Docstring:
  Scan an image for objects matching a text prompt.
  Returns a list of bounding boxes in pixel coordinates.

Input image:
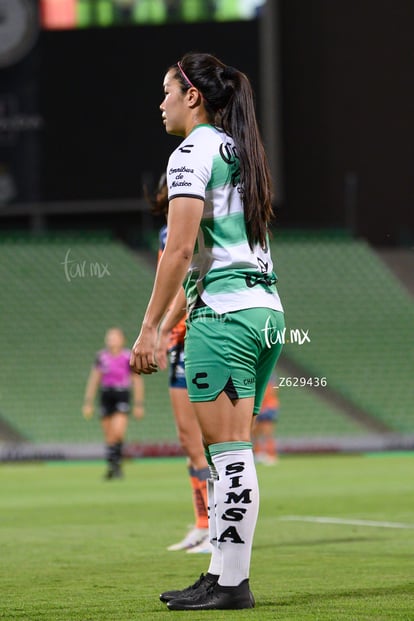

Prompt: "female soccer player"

[130,52,285,610]
[83,327,144,479]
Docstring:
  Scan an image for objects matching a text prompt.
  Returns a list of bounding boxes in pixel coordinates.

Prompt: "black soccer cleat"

[166,578,255,610]
[159,572,218,603]
[104,464,123,480]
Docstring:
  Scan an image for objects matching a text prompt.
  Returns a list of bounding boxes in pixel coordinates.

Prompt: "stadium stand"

[0,235,170,445]
[0,233,413,458]
[272,233,414,435]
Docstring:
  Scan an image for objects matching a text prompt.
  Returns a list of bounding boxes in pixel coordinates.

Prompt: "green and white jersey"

[167,124,283,315]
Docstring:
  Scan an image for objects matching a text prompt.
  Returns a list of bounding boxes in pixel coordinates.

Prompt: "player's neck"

[109,346,122,355]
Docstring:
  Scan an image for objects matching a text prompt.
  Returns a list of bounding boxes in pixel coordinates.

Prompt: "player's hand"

[130,325,159,375]
[82,404,94,419]
[155,330,170,371]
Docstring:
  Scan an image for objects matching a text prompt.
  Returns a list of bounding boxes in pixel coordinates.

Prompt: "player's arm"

[82,367,102,419]
[131,373,145,420]
[156,287,187,370]
[130,197,203,374]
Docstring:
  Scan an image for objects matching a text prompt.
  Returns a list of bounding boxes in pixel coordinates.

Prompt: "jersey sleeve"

[167,132,212,201]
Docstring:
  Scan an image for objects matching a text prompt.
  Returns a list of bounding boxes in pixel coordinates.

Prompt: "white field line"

[278,516,414,529]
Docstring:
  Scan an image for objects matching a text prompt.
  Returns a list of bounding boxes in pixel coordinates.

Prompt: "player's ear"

[187,87,202,108]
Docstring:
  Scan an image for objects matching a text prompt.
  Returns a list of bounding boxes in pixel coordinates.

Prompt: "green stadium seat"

[272,234,414,434]
[0,233,412,448]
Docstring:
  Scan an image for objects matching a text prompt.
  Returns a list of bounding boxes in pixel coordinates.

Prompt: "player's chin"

[164,122,180,137]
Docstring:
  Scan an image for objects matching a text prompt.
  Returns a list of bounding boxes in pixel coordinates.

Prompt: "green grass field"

[1,455,413,621]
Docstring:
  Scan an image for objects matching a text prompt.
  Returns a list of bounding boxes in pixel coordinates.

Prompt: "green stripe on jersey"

[206,154,237,190]
[201,212,246,248]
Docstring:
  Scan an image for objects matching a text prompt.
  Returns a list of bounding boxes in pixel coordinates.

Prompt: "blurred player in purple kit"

[82,327,145,479]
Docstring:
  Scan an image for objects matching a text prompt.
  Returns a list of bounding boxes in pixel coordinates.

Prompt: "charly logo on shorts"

[191,372,210,389]
[262,316,311,348]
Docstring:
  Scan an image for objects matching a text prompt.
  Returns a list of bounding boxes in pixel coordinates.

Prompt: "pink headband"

[177,61,196,89]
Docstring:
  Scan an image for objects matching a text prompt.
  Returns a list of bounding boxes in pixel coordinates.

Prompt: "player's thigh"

[169,387,202,439]
[110,412,129,436]
[193,392,255,445]
[100,416,112,439]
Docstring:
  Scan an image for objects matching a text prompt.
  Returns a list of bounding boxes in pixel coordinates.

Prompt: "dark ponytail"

[172,52,273,250]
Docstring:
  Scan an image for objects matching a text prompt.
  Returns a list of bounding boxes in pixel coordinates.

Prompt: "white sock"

[206,472,222,576]
[210,442,259,587]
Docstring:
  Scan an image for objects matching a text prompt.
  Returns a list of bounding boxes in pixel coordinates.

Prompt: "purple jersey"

[95,349,131,389]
